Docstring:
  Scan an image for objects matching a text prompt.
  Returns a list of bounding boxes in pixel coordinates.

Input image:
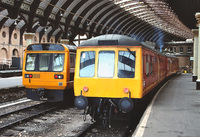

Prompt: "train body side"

[142,48,179,96]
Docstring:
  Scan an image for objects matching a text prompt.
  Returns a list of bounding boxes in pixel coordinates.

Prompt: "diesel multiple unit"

[23,35,179,126]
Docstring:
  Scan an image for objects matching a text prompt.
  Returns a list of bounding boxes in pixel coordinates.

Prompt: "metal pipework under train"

[74,34,179,126]
[22,43,76,102]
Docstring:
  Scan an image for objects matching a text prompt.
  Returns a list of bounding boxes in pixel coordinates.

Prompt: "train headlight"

[74,95,88,109]
[118,97,134,112]
[83,86,89,92]
[124,88,130,94]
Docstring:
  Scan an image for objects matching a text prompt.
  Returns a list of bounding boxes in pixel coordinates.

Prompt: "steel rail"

[0,102,60,130]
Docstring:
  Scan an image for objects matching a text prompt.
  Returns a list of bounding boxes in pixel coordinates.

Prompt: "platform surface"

[0,70,22,73]
[133,73,200,137]
[0,76,23,89]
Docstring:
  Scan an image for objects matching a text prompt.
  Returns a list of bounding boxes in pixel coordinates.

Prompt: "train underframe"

[75,96,134,127]
[27,88,74,102]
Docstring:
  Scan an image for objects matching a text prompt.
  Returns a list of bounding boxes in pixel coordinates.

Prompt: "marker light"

[124,88,130,94]
[83,86,89,92]
[25,74,32,78]
[54,74,63,79]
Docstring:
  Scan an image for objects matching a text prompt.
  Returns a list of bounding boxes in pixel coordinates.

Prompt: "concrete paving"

[134,73,200,137]
[0,76,23,89]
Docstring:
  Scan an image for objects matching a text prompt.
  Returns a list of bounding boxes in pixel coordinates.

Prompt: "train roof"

[79,34,178,59]
[79,34,165,54]
[63,44,77,51]
[79,34,141,47]
[79,34,161,52]
[26,43,76,51]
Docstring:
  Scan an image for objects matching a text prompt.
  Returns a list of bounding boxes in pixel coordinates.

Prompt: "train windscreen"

[52,54,64,71]
[79,50,135,78]
[79,51,95,77]
[39,54,50,71]
[25,54,36,71]
[98,51,115,78]
[25,53,65,72]
[118,51,135,78]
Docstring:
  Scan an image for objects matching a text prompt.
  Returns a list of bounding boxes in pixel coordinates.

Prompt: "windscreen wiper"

[127,48,136,57]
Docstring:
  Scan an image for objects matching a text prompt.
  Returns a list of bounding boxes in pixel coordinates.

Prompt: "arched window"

[2,31,6,38]
[14,33,17,39]
[12,49,19,57]
[34,36,37,42]
[0,48,8,59]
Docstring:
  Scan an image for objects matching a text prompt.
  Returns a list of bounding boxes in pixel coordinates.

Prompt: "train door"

[149,53,157,86]
[69,52,76,81]
[143,51,151,94]
[154,55,158,83]
[158,55,161,82]
[143,52,146,94]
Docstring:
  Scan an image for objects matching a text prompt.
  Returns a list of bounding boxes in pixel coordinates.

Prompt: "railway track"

[0,102,60,131]
[0,87,26,103]
[75,119,131,137]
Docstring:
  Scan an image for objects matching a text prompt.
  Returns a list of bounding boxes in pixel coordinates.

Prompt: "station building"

[0,26,56,69]
[164,40,193,72]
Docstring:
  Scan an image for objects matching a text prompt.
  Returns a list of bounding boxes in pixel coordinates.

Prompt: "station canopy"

[0,0,199,46]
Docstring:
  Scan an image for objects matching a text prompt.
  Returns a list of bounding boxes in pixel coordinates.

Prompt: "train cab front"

[74,45,143,123]
[22,43,71,102]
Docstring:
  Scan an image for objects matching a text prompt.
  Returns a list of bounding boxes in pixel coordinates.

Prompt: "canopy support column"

[195,13,200,89]
[192,29,198,82]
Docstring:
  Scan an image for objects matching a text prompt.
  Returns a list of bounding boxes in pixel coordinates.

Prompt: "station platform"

[133,73,200,137]
[0,76,23,90]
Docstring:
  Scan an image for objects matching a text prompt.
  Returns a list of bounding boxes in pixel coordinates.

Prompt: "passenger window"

[167,60,170,71]
[146,55,149,76]
[52,53,64,71]
[26,54,36,71]
[98,51,115,78]
[39,54,50,71]
[118,51,135,78]
[80,51,95,77]
[150,56,153,76]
